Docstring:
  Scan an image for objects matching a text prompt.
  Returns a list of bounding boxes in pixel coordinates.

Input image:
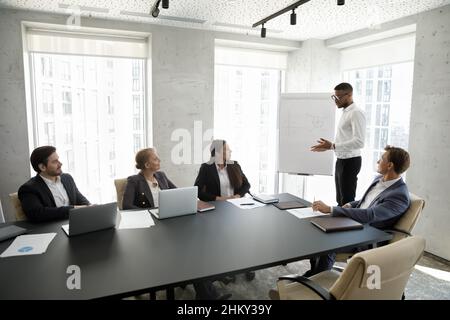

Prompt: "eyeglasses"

[331,93,349,102]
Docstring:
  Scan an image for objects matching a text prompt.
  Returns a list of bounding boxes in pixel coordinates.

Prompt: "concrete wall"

[286,39,340,93]
[408,5,450,260]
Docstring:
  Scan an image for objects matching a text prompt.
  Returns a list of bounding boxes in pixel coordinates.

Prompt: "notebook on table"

[273,200,308,210]
[310,216,363,233]
[252,194,279,204]
[197,200,215,213]
[0,225,28,242]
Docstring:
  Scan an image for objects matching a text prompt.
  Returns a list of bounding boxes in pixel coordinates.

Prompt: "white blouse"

[146,179,161,207]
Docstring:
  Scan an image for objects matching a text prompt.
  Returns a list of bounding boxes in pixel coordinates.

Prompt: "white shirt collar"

[40,174,61,184]
[216,163,227,171]
[379,176,402,188]
[342,102,355,112]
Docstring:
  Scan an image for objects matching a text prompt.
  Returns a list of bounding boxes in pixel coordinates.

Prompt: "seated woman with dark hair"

[194,139,255,282]
[195,139,250,201]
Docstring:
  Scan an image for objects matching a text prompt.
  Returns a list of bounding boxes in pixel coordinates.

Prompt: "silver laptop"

[149,186,197,219]
[62,202,117,236]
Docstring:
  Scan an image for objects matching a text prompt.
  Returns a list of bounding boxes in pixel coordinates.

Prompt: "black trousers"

[335,156,362,206]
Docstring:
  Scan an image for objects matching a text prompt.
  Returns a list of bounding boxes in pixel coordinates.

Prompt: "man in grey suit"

[305,146,411,276]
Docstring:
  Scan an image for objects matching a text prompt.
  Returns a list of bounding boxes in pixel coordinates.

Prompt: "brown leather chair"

[114,178,127,210]
[335,192,425,263]
[271,236,425,300]
[9,192,27,221]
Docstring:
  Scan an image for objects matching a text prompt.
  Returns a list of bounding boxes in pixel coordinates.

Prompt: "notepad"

[287,207,326,220]
[197,200,215,212]
[273,200,308,210]
[117,210,155,229]
[0,233,56,258]
[310,216,363,233]
[0,225,27,242]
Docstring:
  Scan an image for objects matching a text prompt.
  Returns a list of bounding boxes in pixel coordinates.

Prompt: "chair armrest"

[278,275,335,300]
[384,228,412,237]
[332,265,345,273]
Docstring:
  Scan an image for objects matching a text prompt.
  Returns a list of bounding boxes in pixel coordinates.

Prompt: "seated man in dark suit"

[18,146,90,222]
[305,146,411,276]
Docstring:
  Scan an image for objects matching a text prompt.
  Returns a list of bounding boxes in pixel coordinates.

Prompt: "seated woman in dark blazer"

[195,139,250,202]
[194,139,255,282]
[122,148,176,210]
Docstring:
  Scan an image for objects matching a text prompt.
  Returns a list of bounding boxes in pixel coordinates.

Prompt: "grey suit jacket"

[122,172,176,209]
[332,175,410,229]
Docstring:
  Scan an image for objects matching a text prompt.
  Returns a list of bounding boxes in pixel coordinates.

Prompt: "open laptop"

[149,186,197,219]
[62,202,117,237]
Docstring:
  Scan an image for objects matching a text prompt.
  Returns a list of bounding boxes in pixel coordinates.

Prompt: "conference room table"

[0,193,392,299]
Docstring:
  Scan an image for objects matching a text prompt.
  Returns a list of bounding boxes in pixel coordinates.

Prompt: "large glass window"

[343,62,414,197]
[29,53,147,203]
[214,65,281,194]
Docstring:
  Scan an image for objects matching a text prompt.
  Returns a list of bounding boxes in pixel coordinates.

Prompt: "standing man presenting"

[311,83,366,206]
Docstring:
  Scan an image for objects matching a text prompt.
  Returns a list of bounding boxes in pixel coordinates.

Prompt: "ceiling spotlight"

[261,24,266,38]
[337,0,345,5]
[151,0,161,17]
[162,0,169,9]
[290,9,297,25]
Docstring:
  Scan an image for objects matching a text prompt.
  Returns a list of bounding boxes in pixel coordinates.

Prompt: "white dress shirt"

[334,103,366,159]
[146,179,161,208]
[216,164,234,197]
[358,177,402,209]
[40,174,70,207]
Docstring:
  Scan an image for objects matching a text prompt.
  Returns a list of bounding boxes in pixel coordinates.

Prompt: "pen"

[240,203,255,206]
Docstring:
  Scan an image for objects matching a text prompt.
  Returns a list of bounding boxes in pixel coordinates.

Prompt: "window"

[44,122,55,145]
[132,61,140,78]
[133,134,142,153]
[29,53,147,203]
[76,64,84,82]
[62,90,72,115]
[60,60,70,81]
[64,122,73,144]
[343,62,414,197]
[133,95,140,114]
[42,85,54,113]
[65,149,75,172]
[132,79,140,91]
[107,95,114,114]
[133,117,141,131]
[215,65,281,194]
[41,56,53,78]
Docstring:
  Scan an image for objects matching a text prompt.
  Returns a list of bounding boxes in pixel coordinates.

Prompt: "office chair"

[334,192,425,263]
[0,199,5,223]
[9,192,27,221]
[271,236,425,300]
[114,178,127,210]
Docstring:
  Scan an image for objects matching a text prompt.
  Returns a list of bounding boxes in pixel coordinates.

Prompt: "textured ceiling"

[1,0,450,40]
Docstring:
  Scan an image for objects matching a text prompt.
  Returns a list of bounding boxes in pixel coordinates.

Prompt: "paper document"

[0,233,57,258]
[227,197,266,210]
[287,207,326,220]
[117,210,155,229]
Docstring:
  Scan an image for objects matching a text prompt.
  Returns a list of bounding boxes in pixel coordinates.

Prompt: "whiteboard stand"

[278,93,335,177]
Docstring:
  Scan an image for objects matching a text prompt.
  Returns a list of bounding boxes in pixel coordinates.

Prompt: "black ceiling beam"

[252,0,311,28]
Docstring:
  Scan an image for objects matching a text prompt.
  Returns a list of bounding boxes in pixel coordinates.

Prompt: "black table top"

[0,193,391,299]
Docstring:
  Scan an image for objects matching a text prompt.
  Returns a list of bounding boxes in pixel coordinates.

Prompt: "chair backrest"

[330,236,425,300]
[9,192,27,221]
[390,193,425,243]
[114,178,127,210]
[0,199,5,223]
